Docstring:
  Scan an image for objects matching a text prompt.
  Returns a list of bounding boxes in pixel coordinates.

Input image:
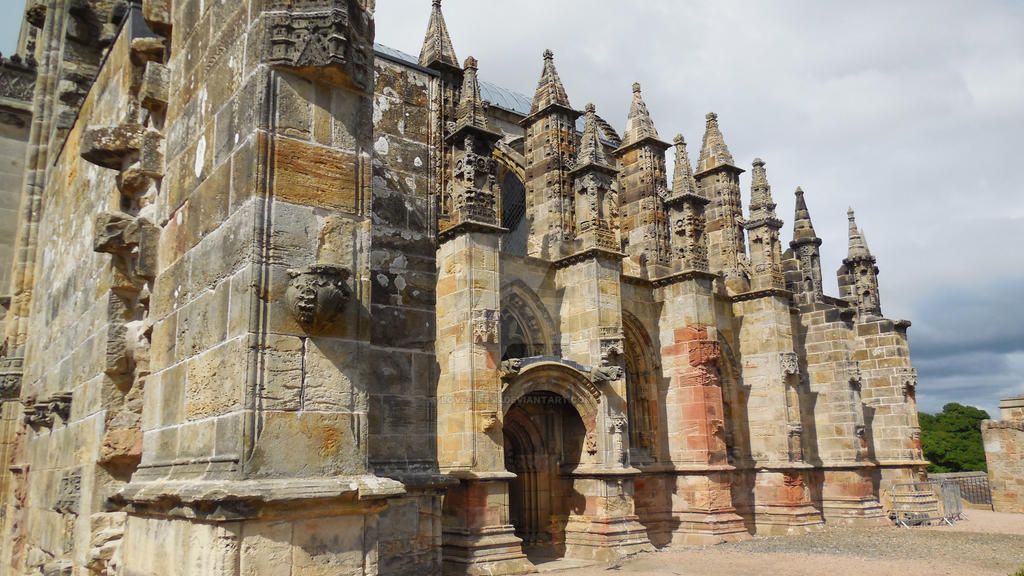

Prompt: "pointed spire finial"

[697,112,736,173]
[529,49,572,115]
[419,0,459,70]
[576,102,609,168]
[792,187,819,244]
[671,134,698,197]
[846,208,872,259]
[453,56,490,134]
[621,82,660,148]
[748,158,776,220]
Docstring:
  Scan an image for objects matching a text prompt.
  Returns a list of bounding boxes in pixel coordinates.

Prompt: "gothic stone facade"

[0,1,927,574]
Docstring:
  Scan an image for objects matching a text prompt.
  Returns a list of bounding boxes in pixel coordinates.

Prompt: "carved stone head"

[286,264,351,332]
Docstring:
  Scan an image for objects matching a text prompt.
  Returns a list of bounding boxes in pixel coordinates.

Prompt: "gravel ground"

[549,510,1024,576]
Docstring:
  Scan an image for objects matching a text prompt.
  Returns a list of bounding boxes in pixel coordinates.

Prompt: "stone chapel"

[0,1,927,574]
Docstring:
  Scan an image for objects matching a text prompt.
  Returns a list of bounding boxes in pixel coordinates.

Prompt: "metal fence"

[930,471,992,507]
[887,481,966,527]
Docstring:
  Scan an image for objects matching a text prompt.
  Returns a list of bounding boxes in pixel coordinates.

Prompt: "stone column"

[435,57,533,575]
[553,253,652,561]
[653,274,749,544]
[553,104,652,561]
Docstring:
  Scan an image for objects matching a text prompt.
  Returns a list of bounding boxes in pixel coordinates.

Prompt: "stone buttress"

[728,158,823,534]
[840,210,927,489]
[641,134,749,545]
[435,56,534,575]
[784,190,886,525]
[554,102,652,560]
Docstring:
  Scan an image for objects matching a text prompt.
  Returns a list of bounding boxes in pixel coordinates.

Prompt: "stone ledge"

[114,475,406,521]
[984,420,1024,431]
[636,462,736,473]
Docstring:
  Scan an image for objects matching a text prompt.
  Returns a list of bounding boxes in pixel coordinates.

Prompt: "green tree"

[919,402,990,473]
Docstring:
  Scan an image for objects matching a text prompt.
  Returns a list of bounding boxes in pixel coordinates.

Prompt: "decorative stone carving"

[599,338,624,366]
[264,1,374,91]
[591,365,624,382]
[609,416,628,465]
[480,411,499,432]
[780,352,798,376]
[93,212,159,281]
[0,63,35,101]
[48,393,73,423]
[842,360,862,389]
[285,264,351,332]
[909,425,923,459]
[471,309,499,344]
[54,471,82,515]
[0,355,24,400]
[499,358,522,379]
[24,399,52,428]
[585,430,598,455]
[900,368,918,402]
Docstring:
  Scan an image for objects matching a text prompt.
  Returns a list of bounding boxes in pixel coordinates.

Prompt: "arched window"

[501,171,528,256]
[500,282,555,361]
[623,313,658,463]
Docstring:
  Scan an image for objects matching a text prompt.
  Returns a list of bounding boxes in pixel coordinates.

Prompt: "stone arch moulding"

[621,311,659,459]
[501,279,558,357]
[493,140,526,183]
[502,362,601,425]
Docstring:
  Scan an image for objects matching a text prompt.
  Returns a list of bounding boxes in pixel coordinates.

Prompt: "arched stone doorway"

[501,363,599,561]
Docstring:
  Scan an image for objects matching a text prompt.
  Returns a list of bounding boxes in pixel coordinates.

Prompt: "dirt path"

[547,510,1024,576]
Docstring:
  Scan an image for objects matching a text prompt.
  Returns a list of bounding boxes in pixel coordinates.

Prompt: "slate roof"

[375,43,532,116]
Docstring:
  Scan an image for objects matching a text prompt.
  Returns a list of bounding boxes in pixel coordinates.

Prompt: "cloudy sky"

[2,1,1022,416]
[374,0,1024,417]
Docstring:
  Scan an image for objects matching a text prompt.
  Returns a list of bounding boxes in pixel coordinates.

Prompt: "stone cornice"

[729,287,793,303]
[437,220,506,243]
[553,247,624,269]
[651,268,717,288]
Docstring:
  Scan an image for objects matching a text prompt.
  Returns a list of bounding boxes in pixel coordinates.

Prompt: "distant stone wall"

[983,396,1024,514]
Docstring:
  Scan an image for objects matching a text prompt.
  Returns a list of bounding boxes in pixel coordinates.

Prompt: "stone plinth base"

[441,477,535,575]
[561,474,654,561]
[821,468,887,525]
[668,511,751,545]
[442,528,535,575]
[563,514,653,561]
[666,472,749,545]
[751,469,825,535]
